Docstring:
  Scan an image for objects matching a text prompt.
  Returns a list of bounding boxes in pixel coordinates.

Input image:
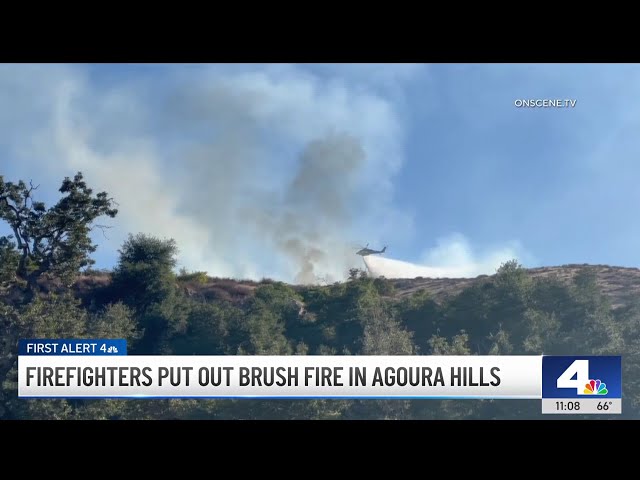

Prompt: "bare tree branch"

[93,224,113,239]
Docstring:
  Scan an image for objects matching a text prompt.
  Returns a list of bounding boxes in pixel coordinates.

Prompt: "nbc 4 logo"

[557,360,608,395]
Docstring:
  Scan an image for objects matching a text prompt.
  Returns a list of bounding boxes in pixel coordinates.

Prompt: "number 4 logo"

[557,360,590,395]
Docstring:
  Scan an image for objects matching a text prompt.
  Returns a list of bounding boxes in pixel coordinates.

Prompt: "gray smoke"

[261,133,367,283]
[152,72,395,283]
[0,64,411,282]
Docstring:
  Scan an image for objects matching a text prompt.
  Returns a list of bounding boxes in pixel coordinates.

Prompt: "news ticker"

[17,340,622,414]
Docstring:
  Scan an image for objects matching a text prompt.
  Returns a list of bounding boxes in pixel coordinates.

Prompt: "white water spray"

[362,240,524,279]
[362,255,465,279]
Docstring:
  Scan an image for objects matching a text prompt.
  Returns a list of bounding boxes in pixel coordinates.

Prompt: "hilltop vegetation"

[1,173,639,419]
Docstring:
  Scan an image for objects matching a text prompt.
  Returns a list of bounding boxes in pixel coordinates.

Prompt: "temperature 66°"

[597,401,612,411]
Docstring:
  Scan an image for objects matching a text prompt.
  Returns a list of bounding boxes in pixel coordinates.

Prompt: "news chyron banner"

[17,339,622,414]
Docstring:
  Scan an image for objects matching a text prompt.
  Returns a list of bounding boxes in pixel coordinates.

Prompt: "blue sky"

[1,64,639,282]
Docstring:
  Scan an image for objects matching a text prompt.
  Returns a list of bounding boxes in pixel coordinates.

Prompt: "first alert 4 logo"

[25,342,100,354]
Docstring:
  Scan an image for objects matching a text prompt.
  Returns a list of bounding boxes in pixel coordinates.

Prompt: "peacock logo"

[584,379,608,395]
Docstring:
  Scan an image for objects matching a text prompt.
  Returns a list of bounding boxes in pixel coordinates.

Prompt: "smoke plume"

[250,133,370,283]
[0,64,412,282]
[0,65,530,282]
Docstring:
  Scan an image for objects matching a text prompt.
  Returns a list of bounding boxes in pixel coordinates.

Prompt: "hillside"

[3,255,640,420]
[69,263,640,311]
[390,264,640,309]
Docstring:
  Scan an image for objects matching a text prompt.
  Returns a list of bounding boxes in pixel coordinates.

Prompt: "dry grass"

[391,264,640,309]
[3,264,638,312]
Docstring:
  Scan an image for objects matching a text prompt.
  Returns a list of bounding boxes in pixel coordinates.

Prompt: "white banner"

[18,355,542,399]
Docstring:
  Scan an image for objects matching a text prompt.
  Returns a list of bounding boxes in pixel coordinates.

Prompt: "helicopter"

[356,243,387,256]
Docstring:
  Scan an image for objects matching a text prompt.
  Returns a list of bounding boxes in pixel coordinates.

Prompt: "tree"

[0,237,19,286]
[360,301,415,355]
[395,290,443,352]
[0,294,141,419]
[110,234,178,313]
[109,234,183,354]
[229,286,294,355]
[0,172,118,291]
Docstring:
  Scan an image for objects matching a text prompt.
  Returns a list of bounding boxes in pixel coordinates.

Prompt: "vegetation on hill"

[1,172,639,419]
